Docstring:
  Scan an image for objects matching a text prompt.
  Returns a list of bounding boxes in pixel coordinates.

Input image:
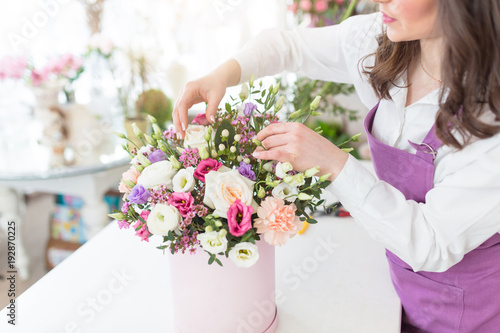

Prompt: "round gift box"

[168,240,278,333]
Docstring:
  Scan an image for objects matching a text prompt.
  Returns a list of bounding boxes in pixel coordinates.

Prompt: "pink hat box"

[168,239,278,333]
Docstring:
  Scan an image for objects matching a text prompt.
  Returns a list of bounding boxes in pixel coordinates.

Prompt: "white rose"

[275,162,293,178]
[183,124,208,150]
[172,167,195,193]
[147,204,181,236]
[229,242,259,268]
[137,160,177,189]
[197,230,228,254]
[203,166,259,218]
[272,182,299,203]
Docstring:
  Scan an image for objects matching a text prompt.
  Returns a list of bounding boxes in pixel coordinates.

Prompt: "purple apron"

[364,102,500,332]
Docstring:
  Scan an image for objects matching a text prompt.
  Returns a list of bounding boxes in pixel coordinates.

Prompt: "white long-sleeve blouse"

[233,12,500,273]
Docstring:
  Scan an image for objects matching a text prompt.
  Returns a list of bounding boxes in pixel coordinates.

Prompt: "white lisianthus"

[197,230,228,254]
[272,182,299,203]
[262,161,274,172]
[275,162,293,178]
[183,125,208,149]
[204,166,259,218]
[229,242,260,268]
[172,167,195,193]
[147,204,181,236]
[137,160,177,189]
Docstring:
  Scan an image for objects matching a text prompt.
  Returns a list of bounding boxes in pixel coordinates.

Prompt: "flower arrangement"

[0,54,84,87]
[289,0,358,27]
[110,79,357,268]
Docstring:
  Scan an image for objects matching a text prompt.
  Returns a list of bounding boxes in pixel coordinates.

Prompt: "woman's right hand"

[172,59,241,139]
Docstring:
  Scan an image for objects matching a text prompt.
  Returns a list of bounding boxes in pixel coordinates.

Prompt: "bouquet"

[110,78,357,267]
[289,0,359,27]
[0,54,84,87]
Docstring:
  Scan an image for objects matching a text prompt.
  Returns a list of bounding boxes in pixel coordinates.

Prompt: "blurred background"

[0,0,375,308]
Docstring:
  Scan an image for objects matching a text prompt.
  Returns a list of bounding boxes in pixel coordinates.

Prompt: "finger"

[176,87,203,138]
[205,90,223,124]
[261,133,290,150]
[172,104,182,139]
[256,122,296,142]
[252,146,292,163]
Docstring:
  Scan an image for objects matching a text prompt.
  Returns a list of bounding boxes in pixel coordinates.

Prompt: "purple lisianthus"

[128,184,151,204]
[243,102,257,117]
[237,161,256,181]
[148,149,167,164]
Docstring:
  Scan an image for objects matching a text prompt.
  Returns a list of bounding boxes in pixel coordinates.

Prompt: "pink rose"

[192,113,210,126]
[227,199,253,237]
[314,0,328,12]
[167,192,194,217]
[194,158,223,182]
[289,2,298,13]
[254,197,302,246]
[299,0,312,11]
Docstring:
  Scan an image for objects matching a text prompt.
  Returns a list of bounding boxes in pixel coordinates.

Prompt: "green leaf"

[208,255,215,265]
[215,258,223,267]
[306,218,318,224]
[225,102,232,113]
[214,119,236,151]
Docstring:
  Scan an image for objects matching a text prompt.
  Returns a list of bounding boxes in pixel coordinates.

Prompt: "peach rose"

[254,197,302,246]
[203,166,259,218]
[118,166,141,193]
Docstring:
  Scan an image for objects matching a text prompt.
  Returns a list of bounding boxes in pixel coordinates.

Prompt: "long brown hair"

[362,1,500,149]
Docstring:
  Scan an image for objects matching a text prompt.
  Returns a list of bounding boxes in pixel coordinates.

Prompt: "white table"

[0,124,130,280]
[0,215,401,333]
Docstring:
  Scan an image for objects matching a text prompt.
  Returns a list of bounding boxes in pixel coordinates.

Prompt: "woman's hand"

[172,59,241,138]
[253,122,349,181]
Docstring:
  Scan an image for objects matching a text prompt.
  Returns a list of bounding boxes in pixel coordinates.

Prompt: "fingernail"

[181,123,186,131]
[210,116,215,123]
[253,151,260,157]
[176,133,181,140]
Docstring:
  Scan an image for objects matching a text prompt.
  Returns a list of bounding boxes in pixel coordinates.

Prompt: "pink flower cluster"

[0,56,27,80]
[179,148,200,168]
[150,184,170,204]
[0,54,84,86]
[31,54,84,86]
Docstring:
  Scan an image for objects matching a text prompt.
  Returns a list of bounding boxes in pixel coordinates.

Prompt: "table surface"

[1,215,401,333]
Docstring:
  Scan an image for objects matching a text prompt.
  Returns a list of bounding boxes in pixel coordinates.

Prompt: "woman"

[173,1,500,331]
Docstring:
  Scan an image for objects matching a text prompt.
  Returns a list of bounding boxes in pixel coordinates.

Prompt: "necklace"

[420,58,442,83]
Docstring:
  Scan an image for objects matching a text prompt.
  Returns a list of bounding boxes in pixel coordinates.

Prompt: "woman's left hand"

[253,122,349,181]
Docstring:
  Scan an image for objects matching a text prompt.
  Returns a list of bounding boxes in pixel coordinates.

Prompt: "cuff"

[325,155,378,211]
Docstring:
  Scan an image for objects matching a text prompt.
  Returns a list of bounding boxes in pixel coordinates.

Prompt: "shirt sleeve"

[233,13,382,85]
[327,138,500,273]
